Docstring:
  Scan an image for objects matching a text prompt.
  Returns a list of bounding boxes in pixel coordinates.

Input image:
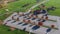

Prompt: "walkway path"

[27,0,49,12]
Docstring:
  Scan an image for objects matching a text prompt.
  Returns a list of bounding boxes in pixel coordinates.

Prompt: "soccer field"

[0,0,60,34]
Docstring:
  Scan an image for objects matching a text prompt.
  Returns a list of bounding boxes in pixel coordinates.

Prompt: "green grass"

[0,0,43,14]
[0,25,30,34]
[45,0,60,16]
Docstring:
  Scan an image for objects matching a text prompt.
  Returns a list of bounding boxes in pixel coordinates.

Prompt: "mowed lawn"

[0,25,30,34]
[0,0,43,14]
[45,0,60,16]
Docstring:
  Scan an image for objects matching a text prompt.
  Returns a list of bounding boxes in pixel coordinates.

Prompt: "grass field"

[46,0,60,16]
[0,0,60,34]
[0,25,30,34]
